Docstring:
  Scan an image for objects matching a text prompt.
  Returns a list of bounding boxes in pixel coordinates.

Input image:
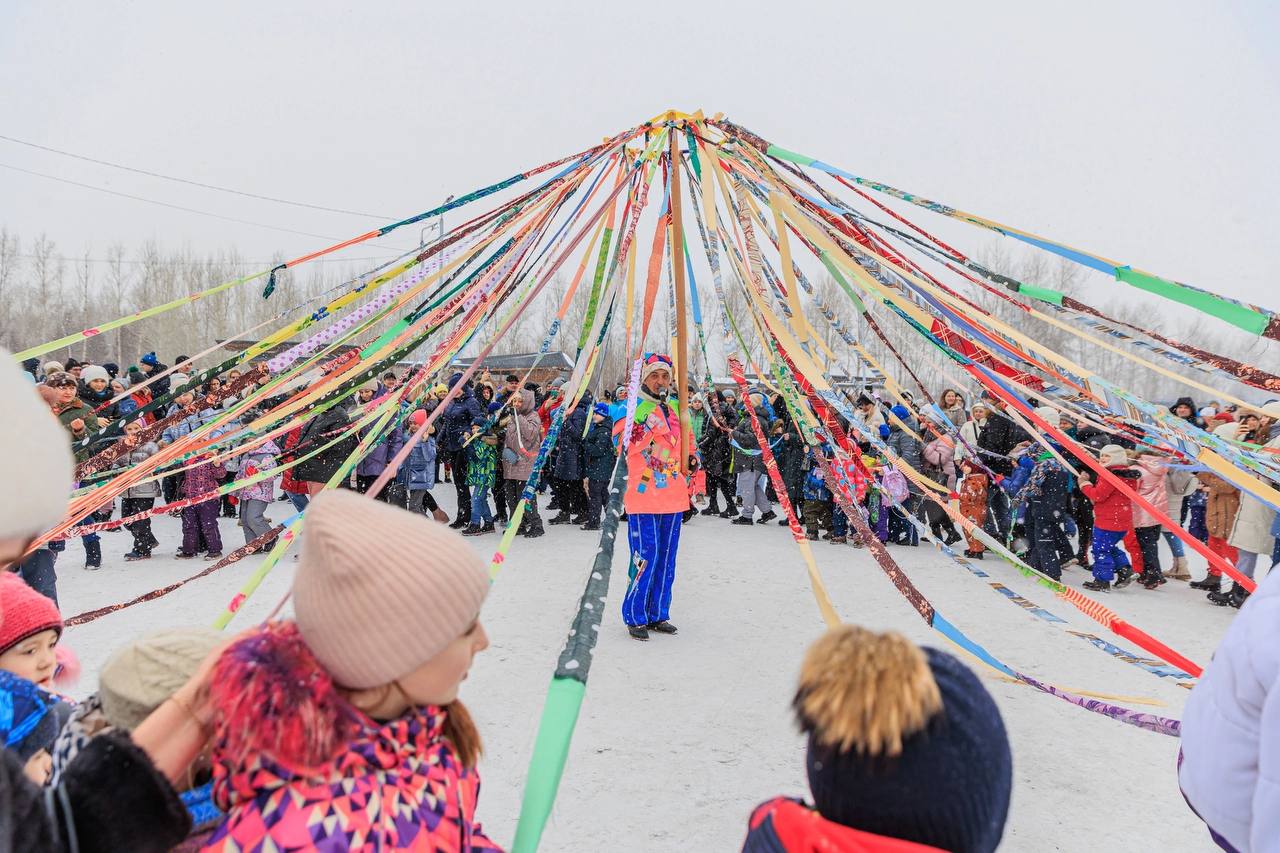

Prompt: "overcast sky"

[2,1,1277,318]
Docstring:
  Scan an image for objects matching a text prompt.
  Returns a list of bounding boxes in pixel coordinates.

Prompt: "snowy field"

[57,491,1244,852]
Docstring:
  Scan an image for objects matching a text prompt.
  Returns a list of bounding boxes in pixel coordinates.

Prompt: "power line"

[0,132,394,219]
[12,253,398,267]
[0,162,415,253]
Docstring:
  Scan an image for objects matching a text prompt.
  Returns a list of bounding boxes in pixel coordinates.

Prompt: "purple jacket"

[355,422,405,478]
[235,439,281,503]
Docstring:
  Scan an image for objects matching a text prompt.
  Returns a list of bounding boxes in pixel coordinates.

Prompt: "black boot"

[1113,566,1135,589]
[731,515,754,526]
[524,525,545,538]
[628,625,650,641]
[449,517,468,530]
[757,510,777,524]
[549,513,573,525]
[682,509,695,523]
[1208,583,1241,606]
[700,504,720,516]
[1189,575,1221,592]
[718,508,736,519]
[580,521,601,531]
[647,620,678,635]
[1082,578,1111,592]
[1231,584,1251,608]
[84,540,102,570]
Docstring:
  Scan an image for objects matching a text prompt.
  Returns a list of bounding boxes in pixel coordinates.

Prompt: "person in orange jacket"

[620,353,690,641]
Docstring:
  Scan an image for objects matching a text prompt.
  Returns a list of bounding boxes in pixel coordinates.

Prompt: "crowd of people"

[3,346,1278,850]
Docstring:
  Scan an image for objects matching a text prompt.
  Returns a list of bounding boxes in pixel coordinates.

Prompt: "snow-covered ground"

[58,491,1246,852]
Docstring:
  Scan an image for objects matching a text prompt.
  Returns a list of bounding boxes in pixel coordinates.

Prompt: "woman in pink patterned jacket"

[201,489,502,852]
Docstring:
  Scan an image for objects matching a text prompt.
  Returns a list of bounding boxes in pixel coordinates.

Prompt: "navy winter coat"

[439,386,485,453]
[583,420,616,481]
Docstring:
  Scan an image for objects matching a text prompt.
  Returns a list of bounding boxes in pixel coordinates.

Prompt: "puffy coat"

[552,400,589,481]
[623,395,690,514]
[697,407,736,479]
[731,407,773,474]
[231,439,281,503]
[584,420,616,481]
[204,626,500,852]
[1228,433,1280,555]
[1130,455,1169,528]
[294,405,358,485]
[1200,473,1242,540]
[503,391,542,481]
[1179,567,1280,853]
[1165,467,1200,520]
[180,457,225,499]
[354,421,405,479]
[439,382,485,453]
[975,410,1027,477]
[921,435,957,490]
[400,436,438,491]
[464,433,498,489]
[161,404,217,446]
[776,431,807,492]
[278,427,307,496]
[122,441,162,498]
[742,797,945,852]
[79,383,120,421]
[884,415,924,494]
[1081,465,1141,532]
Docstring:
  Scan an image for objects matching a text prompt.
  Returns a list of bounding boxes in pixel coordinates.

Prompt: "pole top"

[647,109,705,127]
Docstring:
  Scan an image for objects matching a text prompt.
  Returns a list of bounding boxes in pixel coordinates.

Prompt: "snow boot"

[647,621,677,635]
[718,508,736,519]
[682,509,696,523]
[1230,585,1250,608]
[175,551,197,559]
[1167,555,1192,580]
[462,525,485,537]
[580,521,601,531]
[1139,571,1164,590]
[123,550,149,562]
[432,508,450,524]
[628,625,650,641]
[83,540,102,570]
[1113,566,1135,589]
[829,536,847,544]
[757,510,778,524]
[1189,574,1221,592]
[805,530,819,541]
[549,513,573,525]
[700,504,721,516]
[1208,583,1241,606]
[203,551,222,561]
[449,518,468,530]
[1082,578,1111,592]
[731,515,755,526]
[944,529,963,546]
[524,525,545,539]
[778,518,789,526]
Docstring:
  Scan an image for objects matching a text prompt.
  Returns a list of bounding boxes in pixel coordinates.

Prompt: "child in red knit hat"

[0,571,64,691]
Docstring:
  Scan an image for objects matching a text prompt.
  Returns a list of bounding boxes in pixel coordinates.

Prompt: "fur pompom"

[210,621,357,769]
[53,644,81,689]
[793,625,942,758]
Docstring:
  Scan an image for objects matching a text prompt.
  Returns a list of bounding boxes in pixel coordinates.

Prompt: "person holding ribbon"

[620,353,690,641]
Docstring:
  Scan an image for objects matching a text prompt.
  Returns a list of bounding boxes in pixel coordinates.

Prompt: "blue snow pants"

[622,512,682,627]
[1090,526,1130,582]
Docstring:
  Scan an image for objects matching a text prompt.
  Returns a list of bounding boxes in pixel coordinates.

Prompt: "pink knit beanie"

[292,489,490,690]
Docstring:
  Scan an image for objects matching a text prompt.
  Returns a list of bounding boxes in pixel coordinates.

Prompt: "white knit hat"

[0,349,74,540]
[1033,406,1057,423]
[99,627,224,731]
[1098,444,1129,466]
[1261,400,1280,419]
[169,373,189,389]
[42,361,63,376]
[293,489,491,689]
[80,364,110,384]
[1212,422,1242,440]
